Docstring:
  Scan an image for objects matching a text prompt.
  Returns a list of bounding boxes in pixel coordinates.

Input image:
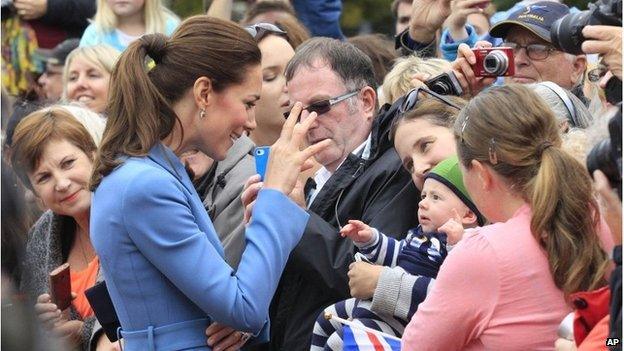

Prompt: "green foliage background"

[171,0,593,37]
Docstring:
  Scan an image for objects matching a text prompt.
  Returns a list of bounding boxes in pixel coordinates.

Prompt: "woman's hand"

[288,178,307,209]
[348,262,383,299]
[452,41,496,97]
[52,319,84,346]
[205,322,250,351]
[34,293,62,330]
[263,102,331,195]
[35,292,83,346]
[14,0,47,20]
[95,333,122,351]
[241,175,262,224]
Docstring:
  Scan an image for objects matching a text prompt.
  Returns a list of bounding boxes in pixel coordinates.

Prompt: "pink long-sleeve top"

[402,203,613,351]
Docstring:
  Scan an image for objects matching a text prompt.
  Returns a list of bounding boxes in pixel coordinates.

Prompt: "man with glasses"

[262,38,418,351]
[36,38,79,102]
[488,2,587,95]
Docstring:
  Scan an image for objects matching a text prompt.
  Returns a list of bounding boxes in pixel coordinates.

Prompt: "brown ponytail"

[90,16,261,190]
[455,84,609,296]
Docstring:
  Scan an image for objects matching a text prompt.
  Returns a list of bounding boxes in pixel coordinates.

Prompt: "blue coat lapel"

[145,143,226,258]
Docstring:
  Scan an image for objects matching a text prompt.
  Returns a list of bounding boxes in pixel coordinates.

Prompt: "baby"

[311,156,485,350]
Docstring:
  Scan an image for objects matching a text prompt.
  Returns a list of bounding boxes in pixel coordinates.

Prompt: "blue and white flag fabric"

[342,325,401,351]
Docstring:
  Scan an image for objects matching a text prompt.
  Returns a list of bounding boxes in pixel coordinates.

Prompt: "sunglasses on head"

[283,90,360,119]
[245,23,287,41]
[399,86,462,114]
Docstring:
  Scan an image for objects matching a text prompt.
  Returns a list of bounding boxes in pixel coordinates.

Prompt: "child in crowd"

[311,156,485,350]
[80,0,179,52]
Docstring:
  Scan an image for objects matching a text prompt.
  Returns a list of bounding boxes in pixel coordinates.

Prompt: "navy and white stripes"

[310,227,448,350]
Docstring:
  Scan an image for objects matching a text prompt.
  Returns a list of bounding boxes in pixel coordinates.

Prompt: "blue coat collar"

[146,143,196,195]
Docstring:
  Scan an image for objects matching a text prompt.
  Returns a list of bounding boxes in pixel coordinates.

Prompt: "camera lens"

[483,50,508,75]
[550,11,592,55]
[429,81,450,95]
[587,138,621,190]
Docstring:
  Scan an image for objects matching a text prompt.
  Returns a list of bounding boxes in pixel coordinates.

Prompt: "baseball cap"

[490,1,570,43]
[36,38,80,66]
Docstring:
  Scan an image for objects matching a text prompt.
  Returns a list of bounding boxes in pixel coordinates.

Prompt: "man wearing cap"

[488,1,587,94]
[37,38,80,102]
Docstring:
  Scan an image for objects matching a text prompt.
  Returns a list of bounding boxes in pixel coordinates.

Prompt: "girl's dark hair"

[90,16,261,190]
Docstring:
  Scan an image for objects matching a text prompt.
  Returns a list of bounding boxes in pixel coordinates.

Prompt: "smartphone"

[85,281,121,342]
[49,263,72,311]
[254,146,270,181]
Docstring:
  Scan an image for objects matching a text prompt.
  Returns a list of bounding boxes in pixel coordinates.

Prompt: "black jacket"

[262,100,419,350]
[41,0,95,39]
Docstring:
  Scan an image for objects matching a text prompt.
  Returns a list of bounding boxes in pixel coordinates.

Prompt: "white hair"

[527,81,593,129]
[56,104,106,147]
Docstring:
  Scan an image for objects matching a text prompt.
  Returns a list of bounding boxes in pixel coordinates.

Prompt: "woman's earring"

[199,109,206,119]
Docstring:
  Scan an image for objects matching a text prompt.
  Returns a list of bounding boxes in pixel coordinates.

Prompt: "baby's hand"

[340,220,373,243]
[438,208,465,245]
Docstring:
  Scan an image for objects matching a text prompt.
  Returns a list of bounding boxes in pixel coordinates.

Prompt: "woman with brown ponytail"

[88,16,330,351]
[402,84,614,351]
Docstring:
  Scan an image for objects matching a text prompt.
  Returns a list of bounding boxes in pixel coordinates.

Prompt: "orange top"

[70,256,99,318]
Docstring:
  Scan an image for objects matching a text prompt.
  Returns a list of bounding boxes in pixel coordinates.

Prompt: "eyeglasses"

[245,23,287,41]
[588,63,608,83]
[283,90,359,119]
[501,42,556,61]
[398,86,462,115]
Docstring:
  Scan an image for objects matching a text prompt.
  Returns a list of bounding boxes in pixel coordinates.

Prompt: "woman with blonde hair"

[381,55,451,105]
[80,0,179,52]
[402,84,613,350]
[62,45,121,114]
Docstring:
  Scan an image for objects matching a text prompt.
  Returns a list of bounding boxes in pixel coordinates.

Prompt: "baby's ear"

[461,209,478,227]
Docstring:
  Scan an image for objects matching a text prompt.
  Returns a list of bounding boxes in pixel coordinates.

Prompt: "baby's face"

[418,178,469,233]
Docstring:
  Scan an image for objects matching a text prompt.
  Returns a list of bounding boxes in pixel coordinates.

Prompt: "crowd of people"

[1,0,622,351]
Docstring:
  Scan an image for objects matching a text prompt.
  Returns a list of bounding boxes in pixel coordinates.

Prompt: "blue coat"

[90,143,308,351]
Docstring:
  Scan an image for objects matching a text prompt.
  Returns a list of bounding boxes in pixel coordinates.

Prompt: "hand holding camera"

[451,41,498,97]
[582,25,622,80]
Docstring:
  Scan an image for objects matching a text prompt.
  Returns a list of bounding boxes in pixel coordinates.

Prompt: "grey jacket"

[199,135,256,269]
[20,210,101,351]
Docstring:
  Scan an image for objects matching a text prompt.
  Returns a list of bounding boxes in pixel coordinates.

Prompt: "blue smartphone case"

[254,146,270,181]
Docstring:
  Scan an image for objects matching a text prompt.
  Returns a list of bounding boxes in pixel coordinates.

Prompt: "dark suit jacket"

[262,99,419,350]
